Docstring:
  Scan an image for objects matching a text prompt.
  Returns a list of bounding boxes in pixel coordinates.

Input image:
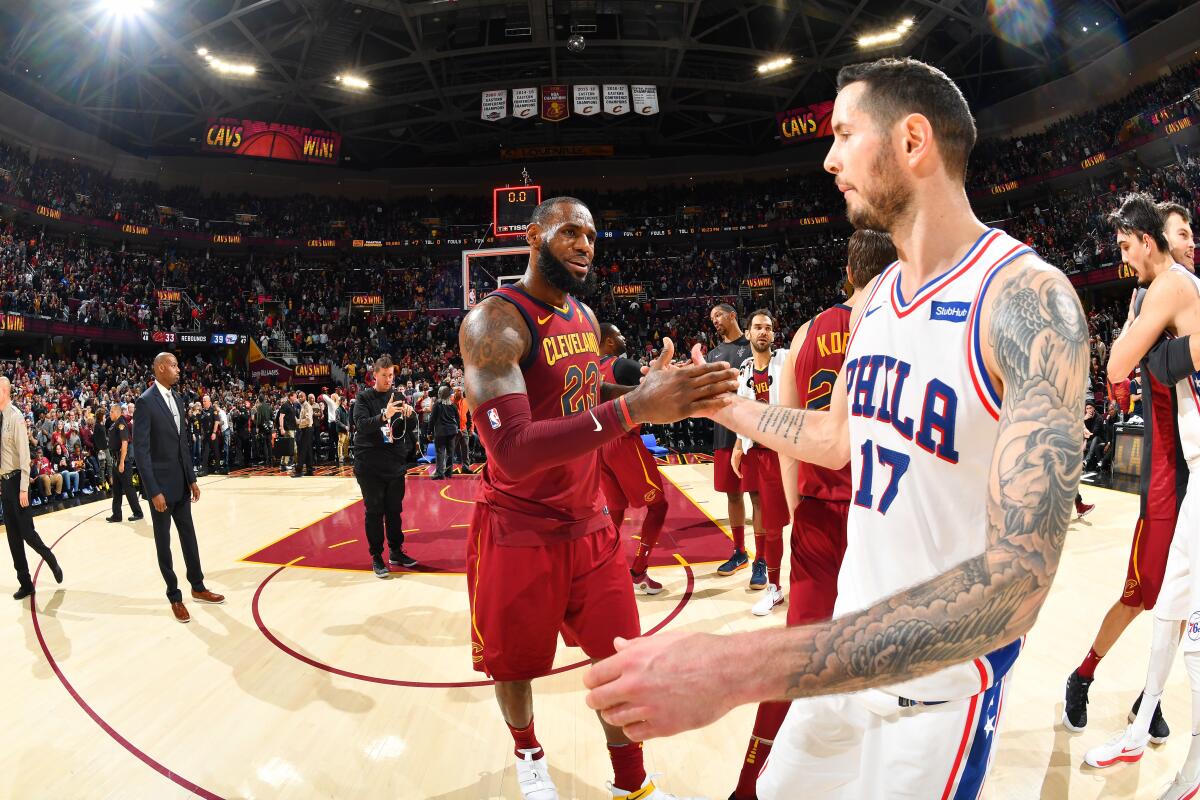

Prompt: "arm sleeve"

[612,357,644,387]
[474,393,628,476]
[1146,335,1195,387]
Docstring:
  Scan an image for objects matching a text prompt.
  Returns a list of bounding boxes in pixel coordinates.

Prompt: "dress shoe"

[106,515,122,523]
[170,602,190,623]
[129,513,144,521]
[191,590,225,604]
[49,557,63,584]
[13,585,33,601]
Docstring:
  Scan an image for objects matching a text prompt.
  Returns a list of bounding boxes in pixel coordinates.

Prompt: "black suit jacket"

[133,384,197,504]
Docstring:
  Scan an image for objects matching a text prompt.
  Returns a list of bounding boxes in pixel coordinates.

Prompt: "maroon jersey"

[751,365,771,404]
[794,303,852,502]
[478,285,607,545]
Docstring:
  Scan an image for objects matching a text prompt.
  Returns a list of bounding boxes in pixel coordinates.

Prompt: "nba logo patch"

[487,408,501,429]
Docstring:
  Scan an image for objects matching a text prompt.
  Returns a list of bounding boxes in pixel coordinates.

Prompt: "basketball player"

[708,304,752,576]
[459,195,738,800]
[1081,197,1200,795]
[1064,200,1194,740]
[727,228,896,800]
[730,310,789,611]
[596,322,671,596]
[585,57,1086,799]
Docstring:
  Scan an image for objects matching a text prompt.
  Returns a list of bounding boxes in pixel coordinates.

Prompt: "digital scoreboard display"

[493,185,542,237]
[202,118,341,165]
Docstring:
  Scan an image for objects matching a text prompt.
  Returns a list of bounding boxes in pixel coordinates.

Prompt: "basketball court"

[0,467,1178,799]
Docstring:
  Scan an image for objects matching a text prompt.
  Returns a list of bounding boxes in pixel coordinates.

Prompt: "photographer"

[353,355,418,578]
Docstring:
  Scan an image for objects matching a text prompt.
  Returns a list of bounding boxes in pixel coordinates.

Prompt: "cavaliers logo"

[644,489,659,503]
[1123,578,1137,598]
[471,641,485,663]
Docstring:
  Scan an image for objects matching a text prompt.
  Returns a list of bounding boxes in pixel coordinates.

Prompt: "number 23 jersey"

[840,229,1031,701]
[478,285,609,546]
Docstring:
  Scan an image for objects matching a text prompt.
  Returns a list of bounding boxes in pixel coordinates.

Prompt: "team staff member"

[708,303,752,576]
[1,376,62,600]
[277,391,298,472]
[106,403,144,523]
[353,355,418,578]
[295,393,314,478]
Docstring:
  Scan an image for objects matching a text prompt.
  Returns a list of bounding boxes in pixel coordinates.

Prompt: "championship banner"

[155,289,182,304]
[603,84,629,115]
[611,283,647,300]
[350,293,384,311]
[631,85,659,116]
[541,85,570,122]
[513,87,538,119]
[202,118,341,165]
[481,89,507,121]
[573,85,600,116]
[776,100,834,145]
[293,363,332,382]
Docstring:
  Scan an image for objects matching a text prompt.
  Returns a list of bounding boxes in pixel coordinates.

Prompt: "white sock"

[1180,652,1200,781]
[1132,617,1181,739]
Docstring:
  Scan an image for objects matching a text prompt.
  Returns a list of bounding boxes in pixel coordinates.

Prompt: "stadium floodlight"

[756,56,794,75]
[196,47,208,56]
[208,56,256,76]
[335,74,370,90]
[858,17,915,48]
[98,0,154,17]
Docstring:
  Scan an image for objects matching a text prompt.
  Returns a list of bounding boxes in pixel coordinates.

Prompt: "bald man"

[0,376,62,600]
[132,353,224,623]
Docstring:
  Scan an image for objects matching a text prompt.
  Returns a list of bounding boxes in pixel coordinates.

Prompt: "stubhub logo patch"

[930,301,970,323]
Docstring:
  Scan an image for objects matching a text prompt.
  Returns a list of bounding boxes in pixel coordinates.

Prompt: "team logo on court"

[1189,612,1200,641]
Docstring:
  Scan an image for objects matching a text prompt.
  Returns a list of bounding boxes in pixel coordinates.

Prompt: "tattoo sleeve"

[459,299,530,412]
[753,260,1086,700]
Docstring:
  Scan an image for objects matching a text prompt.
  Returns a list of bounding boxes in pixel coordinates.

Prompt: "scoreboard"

[493,185,542,237]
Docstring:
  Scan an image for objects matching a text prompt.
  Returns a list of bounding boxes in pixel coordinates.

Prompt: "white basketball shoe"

[607,774,705,799]
[1083,725,1149,768]
[1159,771,1200,800]
[751,584,785,616]
[515,748,559,799]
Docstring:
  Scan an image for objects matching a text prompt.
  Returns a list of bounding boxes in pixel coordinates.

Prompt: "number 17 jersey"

[840,228,1030,702]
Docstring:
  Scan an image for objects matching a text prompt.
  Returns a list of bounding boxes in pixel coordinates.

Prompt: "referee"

[353,355,418,578]
[0,376,62,600]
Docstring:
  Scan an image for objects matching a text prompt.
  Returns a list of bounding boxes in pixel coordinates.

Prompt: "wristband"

[617,395,636,430]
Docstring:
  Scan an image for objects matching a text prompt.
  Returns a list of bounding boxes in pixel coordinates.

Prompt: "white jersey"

[839,228,1029,702]
[1167,264,1200,471]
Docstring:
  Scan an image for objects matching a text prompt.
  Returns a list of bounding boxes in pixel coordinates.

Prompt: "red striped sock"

[1077,647,1103,680]
[507,719,542,759]
[732,525,746,553]
[733,702,789,799]
[608,742,647,793]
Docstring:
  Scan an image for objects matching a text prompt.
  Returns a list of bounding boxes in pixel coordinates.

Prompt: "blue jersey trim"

[970,247,1033,410]
[894,228,995,309]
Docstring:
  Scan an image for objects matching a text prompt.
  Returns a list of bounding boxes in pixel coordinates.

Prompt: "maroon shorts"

[599,434,666,509]
[1121,516,1177,610]
[713,447,743,494]
[739,446,790,530]
[787,497,849,627]
[466,503,641,681]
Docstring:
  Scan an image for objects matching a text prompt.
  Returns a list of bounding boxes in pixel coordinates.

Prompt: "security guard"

[107,403,144,523]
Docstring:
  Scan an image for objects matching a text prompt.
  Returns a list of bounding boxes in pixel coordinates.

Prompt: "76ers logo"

[1188,612,1200,641]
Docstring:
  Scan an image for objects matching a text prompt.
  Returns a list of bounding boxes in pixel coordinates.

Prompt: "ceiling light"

[756,56,794,75]
[207,56,255,76]
[335,74,370,90]
[196,47,208,56]
[1082,26,1088,31]
[858,17,917,48]
[98,0,154,17]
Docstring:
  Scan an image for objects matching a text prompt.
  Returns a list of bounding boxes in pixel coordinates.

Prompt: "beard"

[750,339,772,354]
[846,145,913,232]
[538,240,596,296]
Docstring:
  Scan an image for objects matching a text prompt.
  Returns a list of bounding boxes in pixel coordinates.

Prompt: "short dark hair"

[530,196,587,227]
[846,229,898,290]
[373,355,394,372]
[746,309,775,329]
[598,322,621,342]
[711,303,738,315]
[836,57,977,179]
[1110,193,1169,252]
[1158,200,1192,226]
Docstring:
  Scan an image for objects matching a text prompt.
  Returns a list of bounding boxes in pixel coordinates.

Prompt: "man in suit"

[0,376,62,600]
[133,353,224,623]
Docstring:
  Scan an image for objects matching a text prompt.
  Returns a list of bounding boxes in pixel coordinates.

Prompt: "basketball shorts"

[466,503,641,681]
[787,497,849,627]
[739,446,790,530]
[758,677,1011,800]
[599,433,666,509]
[1154,477,1200,650]
[713,447,743,493]
[1120,516,1177,610]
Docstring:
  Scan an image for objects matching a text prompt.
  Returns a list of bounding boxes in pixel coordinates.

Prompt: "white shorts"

[1154,476,1200,650]
[758,679,1010,800]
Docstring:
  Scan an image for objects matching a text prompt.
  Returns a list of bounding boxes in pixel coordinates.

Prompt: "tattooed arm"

[776,319,811,516]
[584,257,1087,740]
[459,297,530,412]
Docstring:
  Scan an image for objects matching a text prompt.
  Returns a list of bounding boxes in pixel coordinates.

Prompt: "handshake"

[621,338,741,425]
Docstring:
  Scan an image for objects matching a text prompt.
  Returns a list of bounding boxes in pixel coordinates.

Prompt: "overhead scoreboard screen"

[202,118,341,165]
[493,185,542,238]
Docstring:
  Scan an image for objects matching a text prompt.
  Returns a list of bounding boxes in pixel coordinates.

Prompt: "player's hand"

[190,482,201,503]
[152,493,167,513]
[584,631,741,741]
[624,339,738,424]
[383,396,403,420]
[731,446,743,478]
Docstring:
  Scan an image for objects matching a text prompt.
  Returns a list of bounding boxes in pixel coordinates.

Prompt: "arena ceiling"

[0,0,1189,168]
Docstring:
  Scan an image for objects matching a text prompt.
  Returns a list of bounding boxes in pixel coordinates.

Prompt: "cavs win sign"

[202,118,341,165]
